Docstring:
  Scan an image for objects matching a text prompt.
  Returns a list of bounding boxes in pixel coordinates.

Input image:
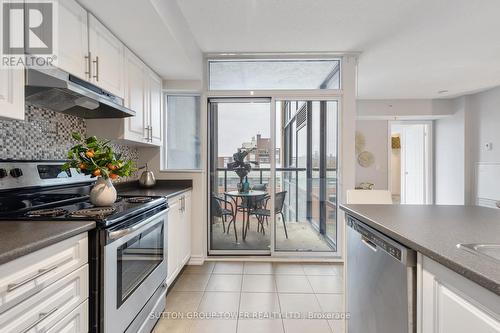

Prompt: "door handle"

[93,56,99,81]
[85,52,92,79]
[7,264,58,292]
[361,236,378,252]
[20,306,58,333]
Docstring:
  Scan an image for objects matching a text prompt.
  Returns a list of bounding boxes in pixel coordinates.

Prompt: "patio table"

[224,190,267,240]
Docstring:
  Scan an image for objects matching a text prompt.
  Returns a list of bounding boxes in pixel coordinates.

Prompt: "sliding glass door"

[209,99,272,253]
[208,98,338,255]
[274,100,338,253]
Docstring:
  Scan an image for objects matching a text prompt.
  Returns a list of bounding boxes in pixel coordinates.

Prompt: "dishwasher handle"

[347,215,416,267]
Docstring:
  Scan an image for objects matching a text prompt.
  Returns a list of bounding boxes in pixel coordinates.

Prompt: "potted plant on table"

[62,132,135,206]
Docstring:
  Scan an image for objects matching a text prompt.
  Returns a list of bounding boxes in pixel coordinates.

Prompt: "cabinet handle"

[144,126,150,142]
[20,306,59,333]
[149,126,153,142]
[93,56,99,81]
[7,264,58,292]
[85,52,92,79]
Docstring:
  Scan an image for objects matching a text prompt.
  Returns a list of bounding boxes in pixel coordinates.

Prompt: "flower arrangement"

[62,132,135,180]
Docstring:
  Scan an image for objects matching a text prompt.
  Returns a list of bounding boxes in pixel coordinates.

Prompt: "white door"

[88,14,125,98]
[124,48,147,143]
[56,0,89,80]
[400,123,429,204]
[0,68,24,121]
[148,70,163,146]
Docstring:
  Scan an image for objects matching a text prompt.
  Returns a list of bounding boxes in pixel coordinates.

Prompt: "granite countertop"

[341,204,500,296]
[0,221,96,265]
[117,179,193,199]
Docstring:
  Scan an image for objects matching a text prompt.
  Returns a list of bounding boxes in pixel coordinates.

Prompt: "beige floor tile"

[302,263,340,276]
[165,292,204,313]
[237,319,284,333]
[243,262,274,275]
[307,275,343,294]
[153,318,191,333]
[239,292,281,315]
[197,292,241,313]
[241,274,276,292]
[213,262,244,274]
[184,262,215,274]
[278,293,322,315]
[206,274,243,292]
[173,273,211,292]
[283,319,332,333]
[315,294,344,313]
[275,275,313,293]
[190,319,238,333]
[328,319,346,333]
[273,263,305,275]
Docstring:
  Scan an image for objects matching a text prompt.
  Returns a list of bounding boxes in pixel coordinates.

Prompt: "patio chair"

[252,191,288,238]
[211,193,237,241]
[236,183,268,228]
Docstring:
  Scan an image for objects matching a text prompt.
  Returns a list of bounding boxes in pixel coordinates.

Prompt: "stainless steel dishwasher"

[346,215,417,333]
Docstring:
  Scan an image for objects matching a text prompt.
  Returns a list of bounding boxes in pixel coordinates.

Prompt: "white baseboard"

[188,254,205,265]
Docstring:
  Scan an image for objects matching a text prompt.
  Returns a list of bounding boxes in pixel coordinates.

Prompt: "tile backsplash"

[0,106,139,182]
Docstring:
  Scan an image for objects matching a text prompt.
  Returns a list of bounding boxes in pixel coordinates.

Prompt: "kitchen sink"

[457,243,500,262]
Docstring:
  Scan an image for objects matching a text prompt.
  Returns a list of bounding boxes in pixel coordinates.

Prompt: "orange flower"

[92,169,101,177]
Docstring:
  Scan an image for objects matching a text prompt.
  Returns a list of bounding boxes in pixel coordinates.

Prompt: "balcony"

[211,167,337,252]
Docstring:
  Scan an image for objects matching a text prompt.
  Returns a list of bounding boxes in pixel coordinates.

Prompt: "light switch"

[485,142,493,151]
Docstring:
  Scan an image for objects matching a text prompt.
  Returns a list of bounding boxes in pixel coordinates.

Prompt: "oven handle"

[108,208,169,240]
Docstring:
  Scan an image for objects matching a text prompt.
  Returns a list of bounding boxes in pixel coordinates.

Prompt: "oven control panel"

[0,161,91,190]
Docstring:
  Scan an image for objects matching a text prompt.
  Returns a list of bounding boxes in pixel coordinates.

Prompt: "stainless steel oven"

[104,209,168,333]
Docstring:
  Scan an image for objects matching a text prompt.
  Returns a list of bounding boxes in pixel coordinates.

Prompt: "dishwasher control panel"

[347,216,402,261]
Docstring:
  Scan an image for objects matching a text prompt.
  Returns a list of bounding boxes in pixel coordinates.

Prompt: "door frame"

[207,95,342,258]
[387,120,434,204]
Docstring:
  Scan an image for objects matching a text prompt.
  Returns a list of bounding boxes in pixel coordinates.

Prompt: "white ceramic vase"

[90,177,117,206]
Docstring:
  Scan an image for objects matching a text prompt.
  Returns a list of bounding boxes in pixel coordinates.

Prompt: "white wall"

[434,97,466,205]
[357,99,454,119]
[355,120,388,189]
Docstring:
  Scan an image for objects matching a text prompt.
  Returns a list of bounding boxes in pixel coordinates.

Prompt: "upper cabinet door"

[56,0,89,80]
[0,68,25,121]
[88,14,125,98]
[148,70,163,146]
[124,48,147,143]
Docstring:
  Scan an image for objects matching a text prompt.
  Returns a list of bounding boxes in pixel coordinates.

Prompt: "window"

[164,95,201,170]
[209,59,340,91]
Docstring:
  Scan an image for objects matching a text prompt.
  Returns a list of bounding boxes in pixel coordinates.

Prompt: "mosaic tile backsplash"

[0,106,139,182]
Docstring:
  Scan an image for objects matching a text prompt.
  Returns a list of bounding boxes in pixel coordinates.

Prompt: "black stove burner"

[126,197,153,203]
[69,207,116,218]
[26,208,68,217]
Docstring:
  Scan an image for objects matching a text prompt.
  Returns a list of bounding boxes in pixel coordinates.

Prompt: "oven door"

[104,209,168,333]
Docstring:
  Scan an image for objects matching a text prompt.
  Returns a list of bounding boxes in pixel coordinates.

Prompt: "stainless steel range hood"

[25,68,135,119]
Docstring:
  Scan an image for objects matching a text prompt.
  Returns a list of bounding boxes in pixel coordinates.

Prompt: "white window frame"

[162,92,203,172]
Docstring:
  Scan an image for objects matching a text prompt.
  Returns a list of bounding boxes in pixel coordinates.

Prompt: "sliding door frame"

[204,53,349,259]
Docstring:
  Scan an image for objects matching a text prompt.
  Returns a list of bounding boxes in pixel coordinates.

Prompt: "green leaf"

[71,132,82,141]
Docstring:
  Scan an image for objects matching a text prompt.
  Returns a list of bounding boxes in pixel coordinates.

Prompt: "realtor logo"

[1,0,57,68]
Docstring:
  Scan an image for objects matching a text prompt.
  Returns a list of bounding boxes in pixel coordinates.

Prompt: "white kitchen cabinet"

[167,191,192,286]
[148,69,163,146]
[419,255,500,333]
[0,233,89,333]
[87,47,164,146]
[88,14,125,98]
[56,0,89,80]
[124,48,147,143]
[0,67,24,121]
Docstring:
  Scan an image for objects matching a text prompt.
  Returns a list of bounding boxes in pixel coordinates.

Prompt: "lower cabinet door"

[0,264,88,332]
[167,198,181,286]
[420,256,500,333]
[46,299,88,333]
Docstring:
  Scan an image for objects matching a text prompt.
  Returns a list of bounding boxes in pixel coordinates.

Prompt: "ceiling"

[80,0,500,99]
